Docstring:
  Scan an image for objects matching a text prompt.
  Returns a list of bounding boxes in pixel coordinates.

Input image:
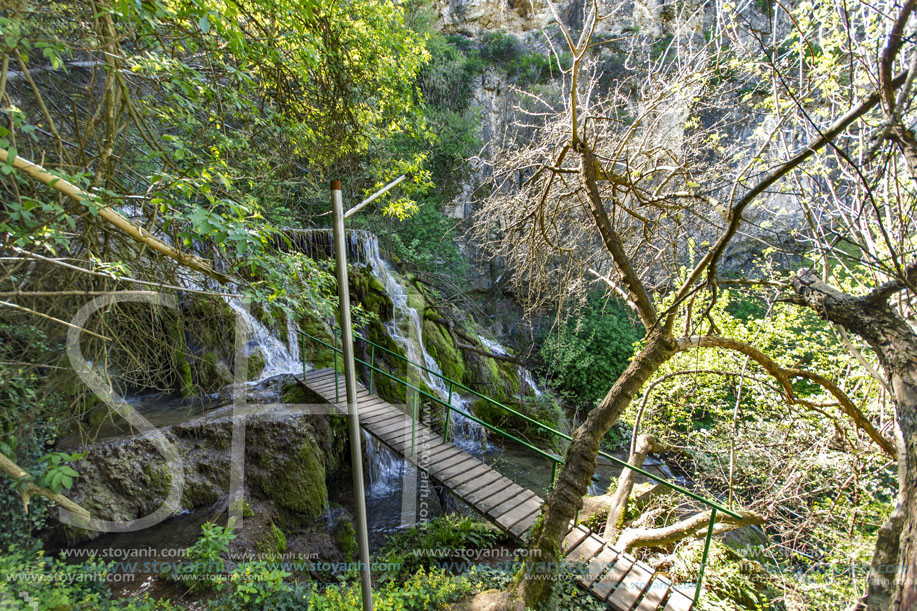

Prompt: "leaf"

[199,16,211,33]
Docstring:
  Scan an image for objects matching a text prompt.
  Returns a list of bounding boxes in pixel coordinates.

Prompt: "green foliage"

[374,515,502,581]
[211,566,473,610]
[307,566,473,610]
[0,546,176,610]
[538,294,644,412]
[0,323,69,550]
[167,520,236,592]
[222,560,292,608]
[671,541,775,611]
[38,451,83,494]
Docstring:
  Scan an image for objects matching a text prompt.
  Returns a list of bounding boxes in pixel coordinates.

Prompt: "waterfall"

[363,430,404,495]
[279,228,378,266]
[224,297,303,380]
[355,235,486,451]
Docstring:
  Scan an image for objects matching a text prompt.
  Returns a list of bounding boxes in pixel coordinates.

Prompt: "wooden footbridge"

[300,365,697,611]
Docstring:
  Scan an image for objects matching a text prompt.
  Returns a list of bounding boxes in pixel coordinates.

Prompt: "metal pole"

[695,507,717,604]
[334,327,340,404]
[331,180,373,611]
[411,391,418,456]
[369,345,375,394]
[444,382,453,442]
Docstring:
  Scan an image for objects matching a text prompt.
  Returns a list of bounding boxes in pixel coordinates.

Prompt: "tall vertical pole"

[331,180,373,611]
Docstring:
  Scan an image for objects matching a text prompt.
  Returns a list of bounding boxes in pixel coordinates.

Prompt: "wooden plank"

[661,586,694,611]
[308,382,370,401]
[361,409,408,427]
[486,489,536,520]
[445,461,500,488]
[359,408,403,426]
[383,425,443,451]
[355,396,392,411]
[565,534,604,563]
[462,477,516,507]
[594,555,634,602]
[577,547,618,588]
[367,416,413,437]
[608,560,653,610]
[360,408,407,428]
[495,497,542,532]
[408,443,458,468]
[475,482,528,514]
[562,524,593,554]
[416,445,467,470]
[451,468,504,497]
[306,377,350,393]
[435,461,489,487]
[426,451,480,476]
[509,510,541,539]
[635,576,671,611]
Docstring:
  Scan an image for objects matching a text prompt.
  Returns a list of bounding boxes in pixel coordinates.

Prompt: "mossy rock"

[229,498,255,518]
[281,381,309,404]
[247,350,266,380]
[142,461,172,498]
[258,440,328,518]
[255,521,287,556]
[421,319,465,382]
[184,294,236,392]
[165,316,194,397]
[349,267,393,320]
[470,394,562,448]
[363,319,408,404]
[334,519,357,558]
[299,313,336,368]
[197,351,232,389]
[458,338,523,408]
[181,477,221,508]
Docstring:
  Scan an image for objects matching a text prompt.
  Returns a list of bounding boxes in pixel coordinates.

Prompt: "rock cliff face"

[433,0,806,285]
[433,0,545,33]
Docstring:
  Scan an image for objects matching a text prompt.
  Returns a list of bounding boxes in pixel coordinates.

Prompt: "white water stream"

[360,233,486,452]
[225,298,303,380]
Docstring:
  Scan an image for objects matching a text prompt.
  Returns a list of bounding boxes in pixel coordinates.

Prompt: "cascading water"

[357,234,485,451]
[177,270,303,382]
[224,297,303,380]
[362,430,403,496]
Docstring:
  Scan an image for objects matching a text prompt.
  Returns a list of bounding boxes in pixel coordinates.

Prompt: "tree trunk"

[604,434,662,540]
[515,331,679,607]
[791,271,917,610]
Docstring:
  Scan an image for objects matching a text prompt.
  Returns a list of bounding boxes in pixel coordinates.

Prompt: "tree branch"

[678,335,896,457]
[0,150,230,284]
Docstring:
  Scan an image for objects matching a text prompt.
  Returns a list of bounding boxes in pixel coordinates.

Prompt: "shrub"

[374,515,502,581]
[538,295,644,412]
[0,546,175,610]
[166,520,236,592]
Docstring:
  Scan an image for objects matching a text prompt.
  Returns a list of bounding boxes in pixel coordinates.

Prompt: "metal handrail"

[299,327,737,602]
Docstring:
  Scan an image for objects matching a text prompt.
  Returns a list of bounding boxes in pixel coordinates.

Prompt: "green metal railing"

[299,327,742,604]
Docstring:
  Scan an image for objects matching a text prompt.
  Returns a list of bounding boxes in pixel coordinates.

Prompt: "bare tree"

[471,0,913,606]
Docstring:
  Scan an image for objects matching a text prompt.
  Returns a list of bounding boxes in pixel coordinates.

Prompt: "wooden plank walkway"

[301,368,694,611]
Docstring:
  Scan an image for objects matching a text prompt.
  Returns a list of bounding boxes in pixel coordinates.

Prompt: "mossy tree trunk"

[517,330,679,606]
